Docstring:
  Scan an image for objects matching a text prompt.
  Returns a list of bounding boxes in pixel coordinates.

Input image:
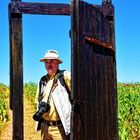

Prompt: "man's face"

[45,59,59,76]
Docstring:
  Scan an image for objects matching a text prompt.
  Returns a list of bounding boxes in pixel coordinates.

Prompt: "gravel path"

[0,98,41,140]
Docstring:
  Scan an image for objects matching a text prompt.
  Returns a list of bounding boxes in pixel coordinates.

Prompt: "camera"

[33,101,50,121]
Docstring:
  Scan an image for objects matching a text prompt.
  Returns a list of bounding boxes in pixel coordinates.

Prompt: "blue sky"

[1,0,140,85]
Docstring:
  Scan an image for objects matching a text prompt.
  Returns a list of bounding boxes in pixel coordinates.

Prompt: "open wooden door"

[71,1,118,140]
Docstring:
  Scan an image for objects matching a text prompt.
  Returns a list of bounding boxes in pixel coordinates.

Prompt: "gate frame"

[8,0,117,140]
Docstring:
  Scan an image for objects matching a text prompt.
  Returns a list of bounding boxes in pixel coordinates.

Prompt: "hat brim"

[40,57,63,64]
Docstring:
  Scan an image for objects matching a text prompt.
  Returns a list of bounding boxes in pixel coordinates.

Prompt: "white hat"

[40,50,63,63]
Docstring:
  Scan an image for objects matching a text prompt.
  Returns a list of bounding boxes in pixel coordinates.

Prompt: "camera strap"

[46,77,58,104]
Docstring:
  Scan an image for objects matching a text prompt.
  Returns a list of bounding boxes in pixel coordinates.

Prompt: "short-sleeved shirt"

[35,70,71,121]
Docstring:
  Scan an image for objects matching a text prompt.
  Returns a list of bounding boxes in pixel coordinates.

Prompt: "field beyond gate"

[0,82,40,140]
[0,82,140,139]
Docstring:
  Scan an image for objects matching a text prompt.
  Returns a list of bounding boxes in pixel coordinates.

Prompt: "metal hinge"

[85,36,115,52]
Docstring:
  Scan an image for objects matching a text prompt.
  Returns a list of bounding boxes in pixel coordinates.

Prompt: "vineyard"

[118,82,140,139]
[0,82,140,139]
[0,83,9,131]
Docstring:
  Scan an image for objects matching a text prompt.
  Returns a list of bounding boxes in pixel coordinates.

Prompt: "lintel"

[9,1,70,15]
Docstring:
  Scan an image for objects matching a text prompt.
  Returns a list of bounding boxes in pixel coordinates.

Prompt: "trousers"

[41,122,70,140]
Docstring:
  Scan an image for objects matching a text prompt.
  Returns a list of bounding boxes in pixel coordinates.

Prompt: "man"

[34,50,71,140]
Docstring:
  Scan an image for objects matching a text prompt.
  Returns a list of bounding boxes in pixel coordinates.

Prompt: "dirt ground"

[0,98,41,140]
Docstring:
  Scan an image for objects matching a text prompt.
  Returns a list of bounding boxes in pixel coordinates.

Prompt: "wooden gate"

[71,1,118,140]
[9,0,118,139]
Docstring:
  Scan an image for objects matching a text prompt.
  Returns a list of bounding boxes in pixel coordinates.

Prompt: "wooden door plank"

[71,1,118,139]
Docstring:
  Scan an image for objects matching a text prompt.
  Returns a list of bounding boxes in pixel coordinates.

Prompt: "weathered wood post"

[71,0,118,139]
[9,0,24,139]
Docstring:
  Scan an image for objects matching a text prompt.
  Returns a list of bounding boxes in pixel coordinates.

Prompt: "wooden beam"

[102,0,112,5]
[11,0,21,1]
[9,4,24,139]
[9,1,70,15]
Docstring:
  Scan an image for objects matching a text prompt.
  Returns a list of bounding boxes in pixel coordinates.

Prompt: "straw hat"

[40,50,63,63]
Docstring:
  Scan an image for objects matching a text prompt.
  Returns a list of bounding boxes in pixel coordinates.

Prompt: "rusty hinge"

[85,36,115,52]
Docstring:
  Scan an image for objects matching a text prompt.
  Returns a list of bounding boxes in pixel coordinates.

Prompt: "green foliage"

[0,83,9,128]
[25,82,140,139]
[118,82,140,140]
[1,81,140,139]
[24,82,37,108]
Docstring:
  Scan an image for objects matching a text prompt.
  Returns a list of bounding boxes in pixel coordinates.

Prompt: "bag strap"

[55,70,72,102]
[46,77,58,104]
[39,69,71,102]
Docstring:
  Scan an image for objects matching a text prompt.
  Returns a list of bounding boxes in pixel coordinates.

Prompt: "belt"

[43,120,62,126]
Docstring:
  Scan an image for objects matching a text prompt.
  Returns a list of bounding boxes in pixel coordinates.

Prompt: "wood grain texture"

[71,1,118,139]
[10,2,70,15]
[9,4,24,139]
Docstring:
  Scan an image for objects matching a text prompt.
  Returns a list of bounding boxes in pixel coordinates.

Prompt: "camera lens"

[33,112,42,121]
[33,102,50,121]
